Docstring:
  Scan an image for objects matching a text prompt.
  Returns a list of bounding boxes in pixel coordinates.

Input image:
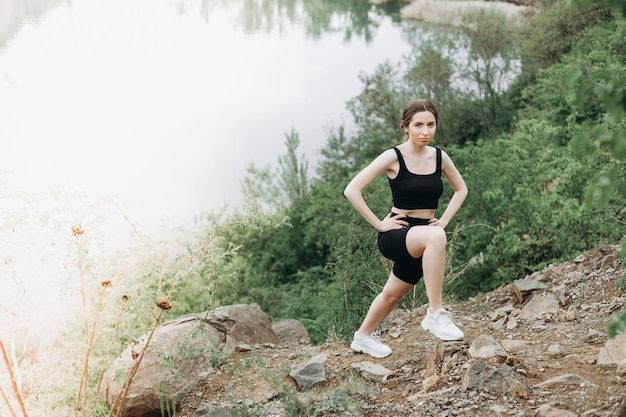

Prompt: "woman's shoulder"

[378,146,401,155]
[376,147,400,163]
[361,148,401,175]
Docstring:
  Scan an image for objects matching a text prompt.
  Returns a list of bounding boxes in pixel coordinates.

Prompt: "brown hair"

[400,100,438,135]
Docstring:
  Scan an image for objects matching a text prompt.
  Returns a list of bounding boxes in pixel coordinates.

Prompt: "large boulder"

[272,319,314,345]
[101,304,280,417]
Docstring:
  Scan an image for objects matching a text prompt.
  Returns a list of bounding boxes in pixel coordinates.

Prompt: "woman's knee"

[430,227,447,246]
[406,227,446,255]
[380,275,412,303]
[379,290,404,305]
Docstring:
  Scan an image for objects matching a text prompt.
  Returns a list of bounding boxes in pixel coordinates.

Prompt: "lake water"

[0,0,416,236]
[0,0,428,339]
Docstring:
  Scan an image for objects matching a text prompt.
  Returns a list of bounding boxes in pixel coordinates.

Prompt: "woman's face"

[404,111,437,144]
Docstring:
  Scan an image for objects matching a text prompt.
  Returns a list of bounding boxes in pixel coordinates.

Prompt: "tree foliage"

[219,3,625,343]
[278,128,310,205]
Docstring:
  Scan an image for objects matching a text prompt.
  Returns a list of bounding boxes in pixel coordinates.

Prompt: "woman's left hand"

[428,218,448,229]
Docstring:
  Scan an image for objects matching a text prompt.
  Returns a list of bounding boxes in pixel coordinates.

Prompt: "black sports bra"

[388,147,443,210]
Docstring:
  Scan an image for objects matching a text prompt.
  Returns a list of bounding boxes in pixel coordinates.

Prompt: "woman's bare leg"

[356,273,414,336]
[402,226,463,340]
[405,226,447,313]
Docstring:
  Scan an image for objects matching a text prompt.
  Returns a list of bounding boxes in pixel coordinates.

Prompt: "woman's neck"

[402,141,430,154]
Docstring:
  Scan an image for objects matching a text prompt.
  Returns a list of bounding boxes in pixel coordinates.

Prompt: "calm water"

[0,0,416,235]
[0,0,523,365]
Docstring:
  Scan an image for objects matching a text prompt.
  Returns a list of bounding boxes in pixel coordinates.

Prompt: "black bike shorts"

[376,214,430,285]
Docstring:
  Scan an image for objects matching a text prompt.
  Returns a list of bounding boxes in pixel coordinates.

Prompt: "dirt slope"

[178,244,626,417]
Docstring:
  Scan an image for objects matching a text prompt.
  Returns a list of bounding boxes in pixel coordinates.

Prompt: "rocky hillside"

[104,244,626,417]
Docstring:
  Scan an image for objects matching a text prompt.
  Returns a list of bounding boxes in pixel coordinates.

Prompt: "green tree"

[447,120,624,297]
[458,8,518,133]
[240,163,282,213]
[240,127,310,212]
[278,128,310,205]
[403,31,462,145]
[316,125,355,182]
[568,0,626,337]
[517,0,611,71]
[344,62,409,162]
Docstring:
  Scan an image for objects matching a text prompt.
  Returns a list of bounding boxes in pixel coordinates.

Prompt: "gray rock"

[468,334,507,358]
[101,304,282,417]
[513,278,548,303]
[289,353,327,388]
[212,303,280,349]
[514,278,547,292]
[518,294,559,320]
[501,339,530,353]
[272,319,314,346]
[462,360,528,396]
[534,373,598,389]
[597,333,626,365]
[506,316,519,330]
[195,403,233,417]
[535,403,578,417]
[351,361,393,382]
[547,344,564,357]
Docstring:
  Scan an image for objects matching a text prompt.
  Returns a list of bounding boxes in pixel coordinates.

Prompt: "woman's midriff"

[391,207,436,219]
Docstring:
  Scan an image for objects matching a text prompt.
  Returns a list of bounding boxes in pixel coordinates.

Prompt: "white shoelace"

[369,331,384,344]
[436,310,454,324]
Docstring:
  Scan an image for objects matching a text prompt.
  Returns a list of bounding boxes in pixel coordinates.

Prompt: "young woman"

[343,99,468,358]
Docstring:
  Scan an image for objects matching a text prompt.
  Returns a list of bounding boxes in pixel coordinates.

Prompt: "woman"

[343,99,468,359]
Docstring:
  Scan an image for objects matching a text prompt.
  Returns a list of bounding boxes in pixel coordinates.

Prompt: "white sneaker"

[421,309,464,341]
[350,332,392,358]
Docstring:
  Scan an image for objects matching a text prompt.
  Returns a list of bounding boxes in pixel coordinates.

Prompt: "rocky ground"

[175,244,626,417]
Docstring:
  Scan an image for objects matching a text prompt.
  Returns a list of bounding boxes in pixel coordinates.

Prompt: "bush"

[447,119,625,297]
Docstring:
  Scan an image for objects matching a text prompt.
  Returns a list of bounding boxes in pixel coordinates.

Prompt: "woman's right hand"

[377,213,409,232]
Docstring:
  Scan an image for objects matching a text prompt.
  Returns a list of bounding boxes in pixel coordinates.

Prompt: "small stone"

[534,373,597,389]
[565,310,577,321]
[489,404,507,413]
[536,404,578,417]
[586,329,602,340]
[422,375,440,392]
[468,334,507,358]
[518,294,559,320]
[492,316,507,330]
[235,344,252,352]
[289,354,327,388]
[513,278,548,292]
[563,354,583,364]
[351,361,393,383]
[501,340,529,352]
[598,334,626,365]
[548,344,563,356]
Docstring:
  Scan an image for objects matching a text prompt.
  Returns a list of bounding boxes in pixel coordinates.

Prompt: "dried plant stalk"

[109,309,165,417]
[0,340,28,417]
[0,384,19,417]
